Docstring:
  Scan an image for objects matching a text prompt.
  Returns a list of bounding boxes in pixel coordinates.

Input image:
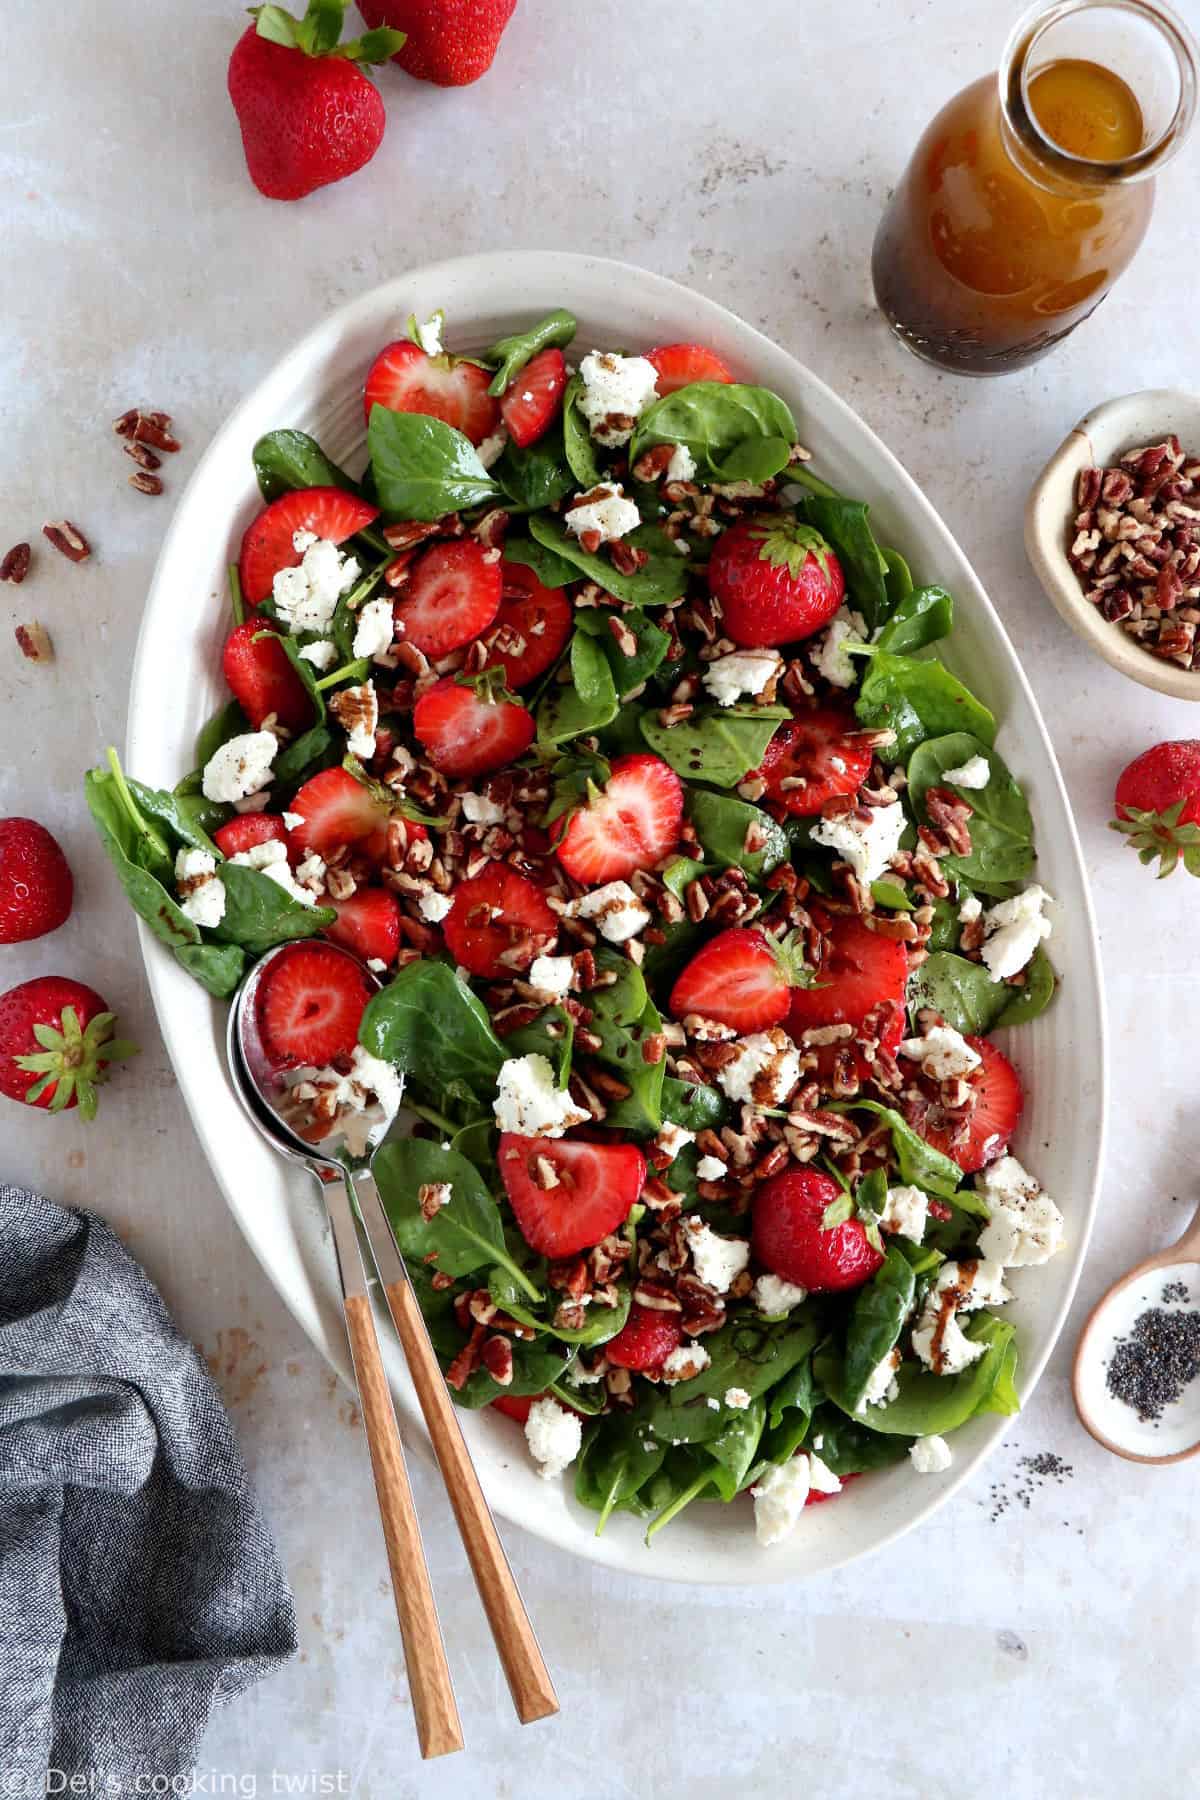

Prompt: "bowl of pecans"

[1025,390,1200,701]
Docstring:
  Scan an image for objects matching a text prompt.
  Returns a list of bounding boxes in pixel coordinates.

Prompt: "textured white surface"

[3,0,1199,1792]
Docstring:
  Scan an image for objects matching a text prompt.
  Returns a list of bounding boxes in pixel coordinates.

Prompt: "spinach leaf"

[712,437,793,484]
[907,951,1009,1036]
[907,733,1034,886]
[561,374,603,488]
[173,941,246,998]
[535,629,619,746]
[816,1313,1018,1436]
[882,546,914,614]
[803,1404,914,1474]
[927,895,963,951]
[495,421,575,510]
[873,584,954,657]
[871,879,913,911]
[574,607,671,698]
[367,406,500,521]
[646,1315,823,1447]
[194,698,249,772]
[993,947,1057,1027]
[631,382,797,477]
[273,724,336,790]
[485,308,577,396]
[453,1338,573,1408]
[639,705,787,787]
[503,1004,574,1087]
[842,1247,916,1413]
[359,960,505,1113]
[373,1138,538,1295]
[253,428,359,503]
[126,773,221,862]
[703,1398,767,1500]
[84,766,200,952]
[595,995,666,1135]
[837,1100,962,1200]
[528,516,689,608]
[661,1076,727,1133]
[502,531,579,588]
[661,854,708,901]
[277,635,327,724]
[587,948,648,1026]
[802,494,888,630]
[489,1267,632,1347]
[687,788,787,878]
[855,654,996,763]
[576,1408,666,1530]
[211,865,335,954]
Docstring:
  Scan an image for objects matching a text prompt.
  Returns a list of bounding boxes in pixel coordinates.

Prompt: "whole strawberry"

[0,817,73,943]
[1111,740,1200,877]
[0,977,137,1118]
[708,515,845,648]
[357,0,517,85]
[228,2,406,201]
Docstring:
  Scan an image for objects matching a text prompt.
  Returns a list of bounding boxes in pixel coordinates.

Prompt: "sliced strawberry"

[669,927,802,1034]
[604,1304,682,1374]
[756,706,873,817]
[787,911,908,1077]
[644,343,735,396]
[363,338,500,444]
[395,539,502,657]
[255,941,373,1069]
[479,563,572,688]
[556,753,683,884]
[212,813,288,858]
[238,487,379,607]
[499,347,567,447]
[442,863,557,979]
[411,676,534,779]
[285,766,390,858]
[752,1167,883,1293]
[922,1036,1023,1174]
[221,620,314,732]
[323,887,401,967]
[498,1134,646,1257]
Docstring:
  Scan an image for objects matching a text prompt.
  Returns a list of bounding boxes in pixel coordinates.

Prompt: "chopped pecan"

[0,543,30,585]
[14,622,53,663]
[42,520,90,562]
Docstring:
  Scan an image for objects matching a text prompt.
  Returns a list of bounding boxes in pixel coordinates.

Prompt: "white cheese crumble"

[352,597,395,660]
[666,443,697,484]
[493,1053,589,1138]
[979,884,1053,983]
[661,1342,711,1383]
[975,1156,1065,1267]
[201,730,277,804]
[898,1024,982,1082]
[811,606,868,689]
[812,800,905,887]
[941,754,990,790]
[174,847,226,928]
[292,1044,403,1156]
[570,880,650,944]
[272,532,360,634]
[653,1120,695,1163]
[910,1434,953,1474]
[724,1386,751,1411]
[684,1217,750,1294]
[701,648,783,707]
[958,891,983,924]
[751,1454,838,1546]
[229,839,318,909]
[715,1028,801,1108]
[577,350,659,447]
[911,1259,1012,1376]
[282,811,304,830]
[293,851,326,894]
[461,792,506,825]
[528,954,573,1000]
[879,1184,928,1243]
[476,428,508,469]
[414,310,444,356]
[524,1396,582,1481]
[856,1347,901,1414]
[332,679,378,759]
[564,482,641,545]
[696,1154,729,1182]
[297,639,338,672]
[753,1272,808,1315]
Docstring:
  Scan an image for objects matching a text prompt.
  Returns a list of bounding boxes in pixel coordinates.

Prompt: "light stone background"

[4,0,1200,1793]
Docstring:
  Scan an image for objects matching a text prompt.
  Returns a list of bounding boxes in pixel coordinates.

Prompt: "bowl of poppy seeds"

[1074,1271,1200,1462]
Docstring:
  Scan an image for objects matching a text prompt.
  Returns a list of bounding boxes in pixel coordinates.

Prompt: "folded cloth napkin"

[0,1185,297,1795]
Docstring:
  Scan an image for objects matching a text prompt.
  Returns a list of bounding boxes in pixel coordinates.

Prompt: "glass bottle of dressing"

[872,0,1198,375]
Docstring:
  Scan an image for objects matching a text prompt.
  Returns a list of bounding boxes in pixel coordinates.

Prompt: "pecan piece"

[15,622,53,663]
[42,520,90,563]
[128,471,164,496]
[0,543,31,585]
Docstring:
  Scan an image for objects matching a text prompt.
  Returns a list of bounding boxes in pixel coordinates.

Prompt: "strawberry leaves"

[1110,797,1200,878]
[15,1005,139,1121]
[251,0,405,63]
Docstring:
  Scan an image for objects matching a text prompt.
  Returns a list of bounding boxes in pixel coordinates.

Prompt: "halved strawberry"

[752,1167,883,1293]
[787,911,907,1062]
[411,676,534,779]
[255,942,374,1069]
[213,813,288,858]
[922,1036,1023,1173]
[498,1133,646,1257]
[669,927,804,1033]
[442,863,557,979]
[479,563,572,688]
[221,620,314,732]
[395,539,502,657]
[363,339,500,444]
[604,1303,682,1373]
[285,766,390,858]
[756,707,873,817]
[644,343,735,396]
[238,487,379,607]
[499,347,567,448]
[323,887,401,967]
[556,753,683,884]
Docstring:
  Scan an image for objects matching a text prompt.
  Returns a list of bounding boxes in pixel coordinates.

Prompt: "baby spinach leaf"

[907,950,1009,1036]
[661,855,708,902]
[873,584,954,657]
[485,308,577,396]
[711,436,793,484]
[855,654,996,762]
[488,1267,632,1346]
[595,995,666,1135]
[535,630,619,746]
[575,607,672,697]
[702,1398,767,1500]
[817,1313,1018,1436]
[373,1138,538,1296]
[528,516,689,607]
[576,1408,666,1530]
[927,895,964,951]
[587,948,648,1026]
[367,406,500,521]
[273,724,336,790]
[561,374,603,488]
[252,429,360,503]
[639,705,787,788]
[195,699,249,772]
[277,636,327,724]
[842,1247,916,1413]
[687,789,787,878]
[495,422,575,510]
[836,1100,962,1199]
[802,494,888,630]
[359,960,505,1112]
[871,879,913,911]
[502,531,580,588]
[211,865,335,954]
[631,382,797,476]
[802,1404,914,1474]
[882,546,914,614]
[906,733,1034,886]
[661,1076,727,1133]
[128,773,221,862]
[450,1118,498,1180]
[174,941,247,998]
[646,1315,823,1447]
[503,1004,574,1087]
[993,946,1057,1027]
[84,766,199,952]
[453,1339,573,1408]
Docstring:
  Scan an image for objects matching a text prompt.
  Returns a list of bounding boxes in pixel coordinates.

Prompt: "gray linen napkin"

[0,1185,297,1795]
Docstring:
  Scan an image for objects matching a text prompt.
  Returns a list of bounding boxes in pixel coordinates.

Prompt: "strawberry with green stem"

[0,977,138,1119]
[1111,740,1200,878]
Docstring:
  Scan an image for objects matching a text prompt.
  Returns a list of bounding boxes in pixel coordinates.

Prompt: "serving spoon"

[1072,1196,1200,1466]
[227,942,558,1750]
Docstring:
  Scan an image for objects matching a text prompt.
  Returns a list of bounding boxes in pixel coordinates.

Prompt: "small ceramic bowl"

[1025,388,1200,703]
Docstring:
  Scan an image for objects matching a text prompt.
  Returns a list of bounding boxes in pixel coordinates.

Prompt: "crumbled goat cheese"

[910,1435,953,1474]
[571,880,650,944]
[293,851,326,894]
[811,607,868,688]
[958,892,983,924]
[942,754,990,790]
[292,1044,403,1157]
[724,1387,751,1411]
[666,443,697,483]
[857,1348,902,1413]
[528,954,573,1000]
[696,1154,729,1182]
[272,533,360,634]
[282,811,304,830]
[654,1120,695,1163]
[230,839,318,908]
[174,847,226,928]
[812,800,905,887]
[461,792,506,825]
[352,597,395,660]
[808,1451,841,1496]
[493,1054,589,1138]
[898,1024,982,1082]
[476,428,508,469]
[564,482,641,545]
[879,1184,928,1243]
[751,1455,811,1545]
[524,1396,583,1481]
[975,1156,1065,1267]
[716,1028,801,1108]
[297,639,338,672]
[702,648,783,707]
[979,884,1053,982]
[912,1259,1012,1375]
[684,1217,750,1293]
[577,350,659,447]
[661,1342,711,1382]
[202,731,277,804]
[331,679,378,759]
[753,1272,808,1314]
[414,311,443,356]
